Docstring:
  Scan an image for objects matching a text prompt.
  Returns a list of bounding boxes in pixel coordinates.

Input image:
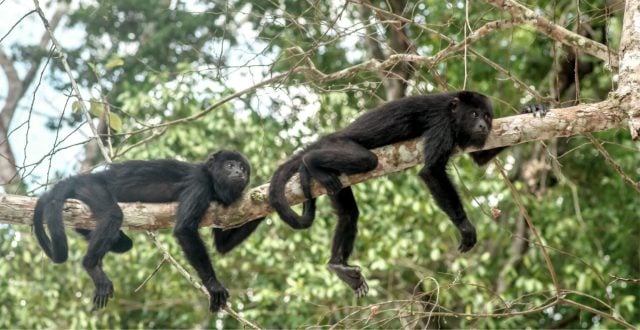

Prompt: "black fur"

[33,150,264,312]
[268,91,547,297]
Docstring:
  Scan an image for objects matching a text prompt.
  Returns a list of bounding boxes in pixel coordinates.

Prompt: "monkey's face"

[221,160,249,185]
[207,150,252,188]
[454,103,493,148]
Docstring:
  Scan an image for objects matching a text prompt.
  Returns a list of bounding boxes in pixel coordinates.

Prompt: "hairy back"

[104,159,198,203]
[336,94,455,148]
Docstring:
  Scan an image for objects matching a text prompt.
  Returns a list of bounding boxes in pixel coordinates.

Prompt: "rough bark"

[0,101,626,230]
[615,0,640,139]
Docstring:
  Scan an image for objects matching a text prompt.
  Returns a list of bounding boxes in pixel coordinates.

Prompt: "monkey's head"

[207,150,252,205]
[450,91,494,148]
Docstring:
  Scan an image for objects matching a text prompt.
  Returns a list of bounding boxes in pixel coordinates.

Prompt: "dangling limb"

[325,187,369,298]
[75,182,124,309]
[174,186,228,313]
[419,160,477,252]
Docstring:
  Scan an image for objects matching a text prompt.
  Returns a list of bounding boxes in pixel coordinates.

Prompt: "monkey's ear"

[449,97,459,112]
[206,152,220,169]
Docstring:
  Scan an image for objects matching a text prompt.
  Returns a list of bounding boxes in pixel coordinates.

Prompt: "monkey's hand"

[522,104,549,117]
[88,267,114,310]
[457,220,477,253]
[92,280,114,310]
[204,278,230,313]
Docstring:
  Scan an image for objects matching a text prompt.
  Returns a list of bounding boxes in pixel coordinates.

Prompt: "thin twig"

[135,257,167,293]
[32,0,111,163]
[586,133,640,193]
[560,298,635,329]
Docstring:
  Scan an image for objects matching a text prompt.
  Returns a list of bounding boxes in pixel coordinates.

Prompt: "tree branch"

[0,100,626,230]
[615,0,640,139]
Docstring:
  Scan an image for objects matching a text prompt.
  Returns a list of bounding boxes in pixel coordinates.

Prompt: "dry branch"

[0,100,626,230]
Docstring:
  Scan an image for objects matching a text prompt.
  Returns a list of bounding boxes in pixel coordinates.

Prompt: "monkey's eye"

[225,163,232,169]
[472,111,479,118]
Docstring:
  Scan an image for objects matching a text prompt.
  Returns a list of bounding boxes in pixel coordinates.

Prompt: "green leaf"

[72,100,82,113]
[106,112,122,131]
[87,62,97,74]
[89,98,104,117]
[105,57,124,69]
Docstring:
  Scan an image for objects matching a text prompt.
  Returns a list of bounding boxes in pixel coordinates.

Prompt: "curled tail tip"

[33,192,70,264]
[51,253,68,264]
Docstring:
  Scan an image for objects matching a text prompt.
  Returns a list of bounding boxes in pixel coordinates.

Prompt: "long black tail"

[268,156,316,229]
[33,179,75,263]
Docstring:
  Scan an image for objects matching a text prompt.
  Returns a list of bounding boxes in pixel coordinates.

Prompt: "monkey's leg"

[75,183,124,310]
[174,189,228,313]
[326,187,369,298]
[303,139,378,195]
[75,229,133,253]
[213,217,265,254]
[419,161,477,252]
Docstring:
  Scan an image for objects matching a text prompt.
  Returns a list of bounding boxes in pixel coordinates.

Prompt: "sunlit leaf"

[106,112,123,131]
[72,100,82,113]
[89,98,104,117]
[105,57,124,69]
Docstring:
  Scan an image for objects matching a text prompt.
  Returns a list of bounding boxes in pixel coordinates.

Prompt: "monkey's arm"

[174,184,228,313]
[419,159,477,252]
[419,124,477,252]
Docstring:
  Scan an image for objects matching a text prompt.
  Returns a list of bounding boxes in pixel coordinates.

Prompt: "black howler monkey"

[33,150,264,312]
[269,91,547,298]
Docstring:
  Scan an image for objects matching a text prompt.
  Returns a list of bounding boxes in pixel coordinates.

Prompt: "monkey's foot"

[457,221,477,253]
[522,104,549,117]
[316,173,343,195]
[205,278,229,313]
[327,263,369,298]
[109,231,133,253]
[92,279,114,310]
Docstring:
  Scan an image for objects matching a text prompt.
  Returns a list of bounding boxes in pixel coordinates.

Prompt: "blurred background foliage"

[0,0,637,328]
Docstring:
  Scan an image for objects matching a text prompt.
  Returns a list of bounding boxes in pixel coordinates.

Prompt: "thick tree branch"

[616,0,640,139]
[0,100,626,230]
